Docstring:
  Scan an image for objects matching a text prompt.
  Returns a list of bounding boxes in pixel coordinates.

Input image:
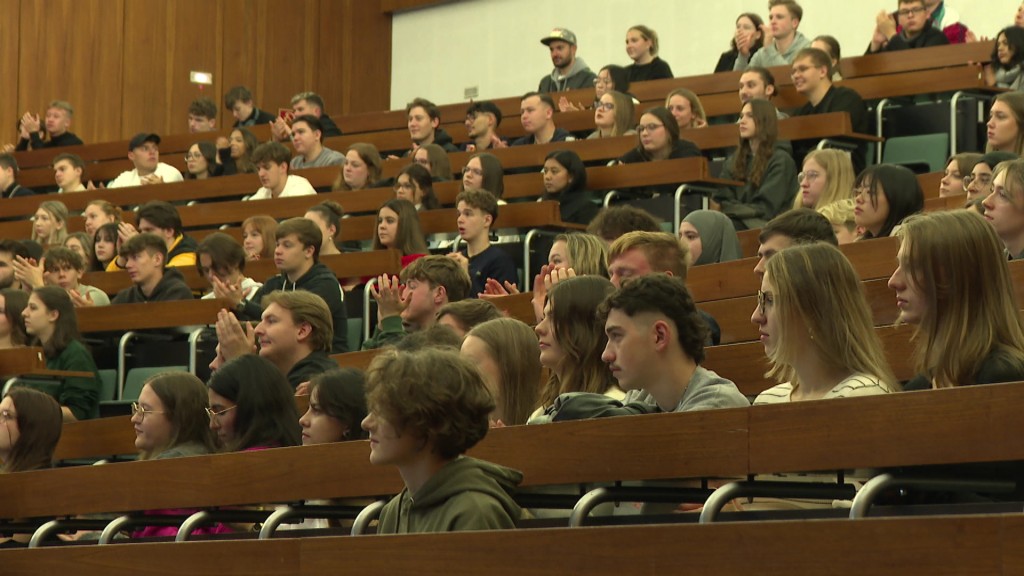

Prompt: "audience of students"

[108,133,184,188]
[867,0,949,53]
[91,223,118,271]
[195,233,262,302]
[22,286,101,421]
[448,190,517,297]
[363,348,522,533]
[0,288,29,351]
[461,317,542,427]
[625,25,673,82]
[82,200,121,238]
[717,12,765,73]
[542,274,747,423]
[463,101,506,152]
[300,369,368,445]
[394,164,440,211]
[817,199,860,244]
[940,152,983,198]
[987,92,1024,156]
[540,150,599,226]
[752,243,897,404]
[107,201,198,271]
[241,215,278,261]
[717,99,798,230]
[664,89,708,131]
[891,210,1024,390]
[534,275,622,414]
[618,106,701,169]
[245,142,316,201]
[588,91,636,140]
[372,198,429,266]
[436,299,504,339]
[733,0,809,70]
[413,144,454,181]
[231,217,348,354]
[513,92,575,146]
[754,208,838,278]
[305,201,346,256]
[984,158,1024,259]
[31,200,69,248]
[793,149,856,210]
[679,211,743,265]
[184,141,221,180]
[220,128,260,176]
[207,355,302,451]
[15,101,83,151]
[853,164,925,240]
[462,153,505,199]
[334,143,383,191]
[52,153,84,193]
[984,27,1024,91]
[364,256,471,350]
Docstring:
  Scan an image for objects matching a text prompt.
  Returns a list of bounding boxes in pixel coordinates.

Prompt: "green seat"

[882,133,949,174]
[122,366,188,401]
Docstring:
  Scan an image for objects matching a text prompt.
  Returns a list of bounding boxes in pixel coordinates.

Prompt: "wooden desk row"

[2,513,1020,576]
[22,381,1024,522]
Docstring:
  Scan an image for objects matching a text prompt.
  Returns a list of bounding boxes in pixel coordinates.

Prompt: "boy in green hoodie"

[362,347,522,533]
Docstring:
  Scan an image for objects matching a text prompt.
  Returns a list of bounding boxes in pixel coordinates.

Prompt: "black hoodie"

[111,267,193,304]
[241,262,348,353]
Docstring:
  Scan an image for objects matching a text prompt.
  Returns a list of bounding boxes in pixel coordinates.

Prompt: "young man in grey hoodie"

[538,28,597,93]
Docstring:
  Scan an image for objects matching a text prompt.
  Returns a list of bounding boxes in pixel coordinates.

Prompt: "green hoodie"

[378,456,523,534]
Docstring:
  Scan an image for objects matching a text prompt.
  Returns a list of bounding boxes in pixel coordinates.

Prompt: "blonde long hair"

[763,242,897,392]
[895,210,1024,388]
[793,149,856,210]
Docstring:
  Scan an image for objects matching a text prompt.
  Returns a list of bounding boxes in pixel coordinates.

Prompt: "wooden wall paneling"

[337,0,392,114]
[253,0,320,115]
[0,0,19,148]
[166,0,223,136]
[220,0,260,123]
[316,0,346,118]
[17,0,125,144]
[121,0,170,136]
[379,0,457,14]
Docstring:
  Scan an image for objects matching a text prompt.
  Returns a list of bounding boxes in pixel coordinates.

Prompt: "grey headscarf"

[683,210,742,265]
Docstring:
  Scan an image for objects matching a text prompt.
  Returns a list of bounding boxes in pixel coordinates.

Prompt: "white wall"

[391,0,1015,109]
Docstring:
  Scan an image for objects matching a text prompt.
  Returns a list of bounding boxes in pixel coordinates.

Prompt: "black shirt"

[794,85,869,174]
[1,182,34,199]
[287,351,339,389]
[15,131,83,151]
[627,57,674,82]
[511,128,576,147]
[465,245,518,298]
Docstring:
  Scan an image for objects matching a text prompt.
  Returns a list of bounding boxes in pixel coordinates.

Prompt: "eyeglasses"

[791,65,815,76]
[798,171,821,184]
[594,77,613,87]
[131,402,165,421]
[897,6,926,17]
[184,153,204,161]
[594,102,615,112]
[638,123,664,133]
[464,167,484,177]
[394,181,414,191]
[0,409,16,423]
[963,173,993,190]
[756,290,774,315]
[205,405,237,422]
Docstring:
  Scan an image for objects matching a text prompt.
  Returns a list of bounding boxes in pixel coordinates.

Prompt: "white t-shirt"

[244,175,316,201]
[107,162,185,188]
[753,373,892,405]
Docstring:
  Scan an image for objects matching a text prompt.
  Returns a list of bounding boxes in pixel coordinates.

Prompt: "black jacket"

[111,268,193,304]
[242,262,349,353]
[16,131,83,151]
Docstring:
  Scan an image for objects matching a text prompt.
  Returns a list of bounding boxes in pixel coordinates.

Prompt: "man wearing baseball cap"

[107,132,184,188]
[538,27,597,93]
